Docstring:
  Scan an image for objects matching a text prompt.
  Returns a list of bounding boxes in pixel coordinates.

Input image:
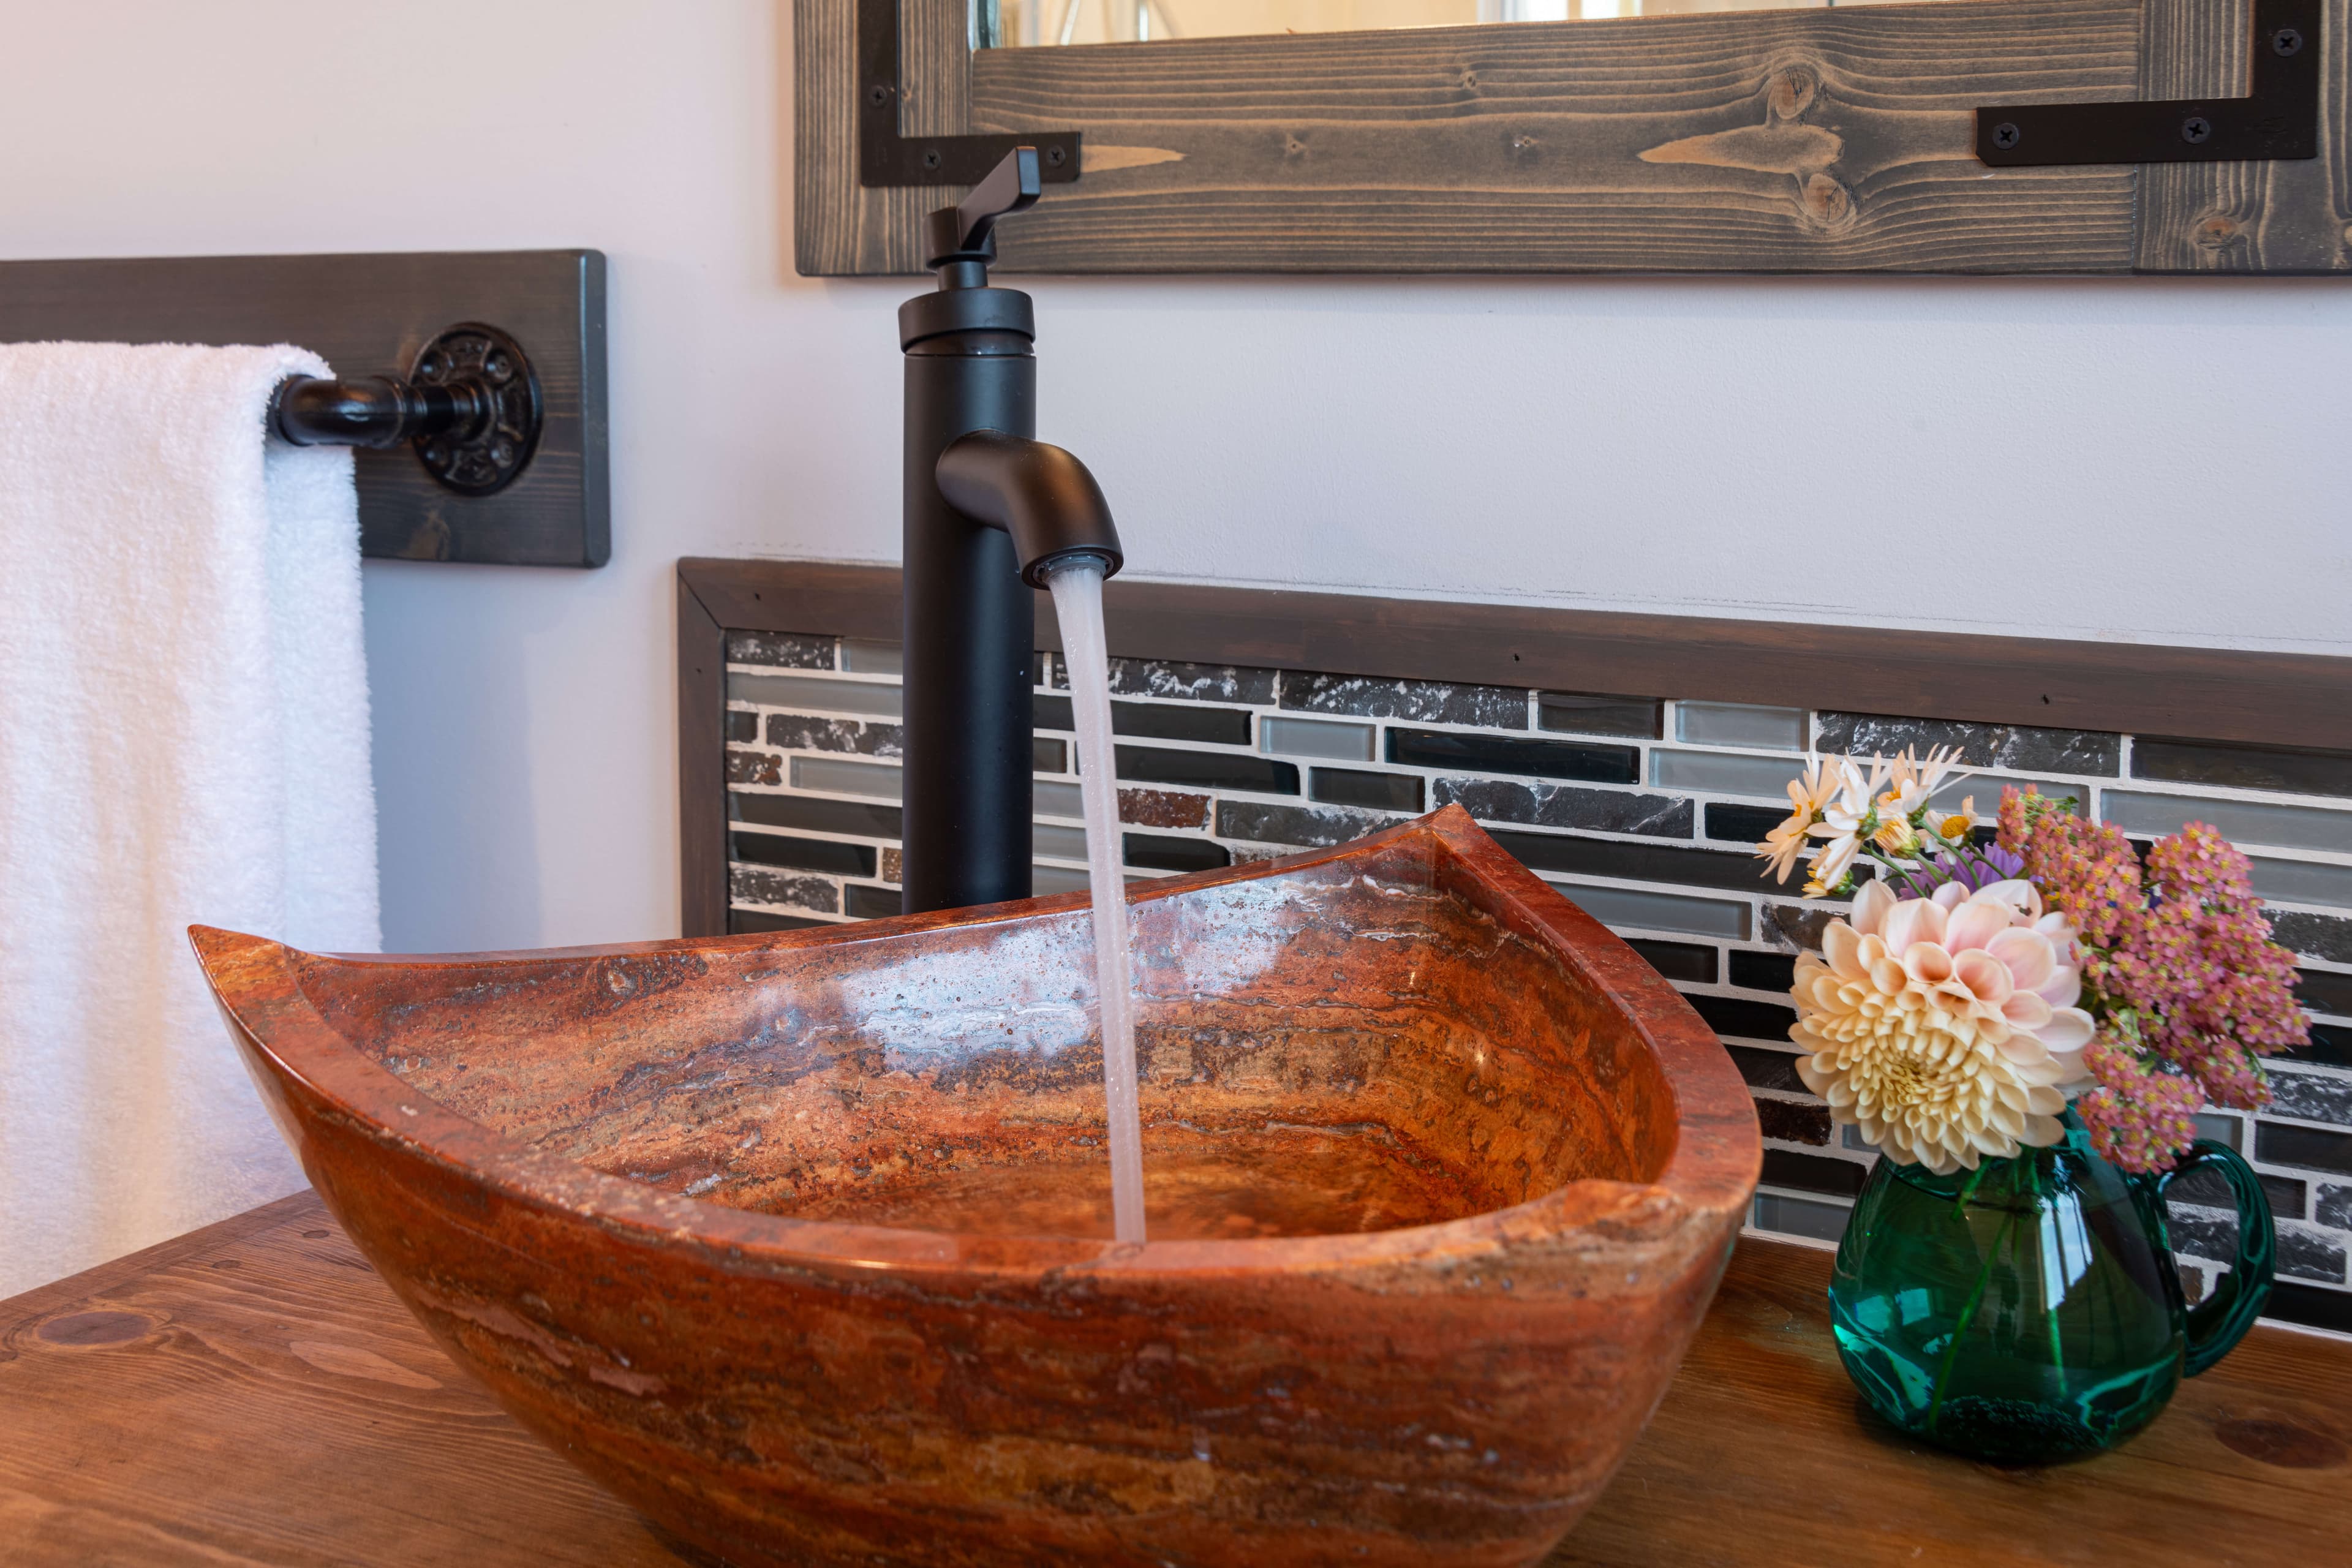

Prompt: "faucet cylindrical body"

[899,285,1038,916]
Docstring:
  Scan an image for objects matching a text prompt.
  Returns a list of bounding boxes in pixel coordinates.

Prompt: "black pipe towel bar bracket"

[271,321,543,498]
[0,250,605,565]
[859,0,1080,187]
[1977,0,2320,167]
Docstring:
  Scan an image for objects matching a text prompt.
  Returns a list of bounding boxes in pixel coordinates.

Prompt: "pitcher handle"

[2154,1140,2277,1377]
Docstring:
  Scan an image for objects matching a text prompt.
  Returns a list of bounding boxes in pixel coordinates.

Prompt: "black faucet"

[900,148,1125,918]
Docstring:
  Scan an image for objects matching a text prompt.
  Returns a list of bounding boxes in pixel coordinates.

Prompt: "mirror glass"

[978,0,1951,49]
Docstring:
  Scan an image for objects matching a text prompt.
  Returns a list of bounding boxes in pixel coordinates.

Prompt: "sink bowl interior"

[291,831,1678,1243]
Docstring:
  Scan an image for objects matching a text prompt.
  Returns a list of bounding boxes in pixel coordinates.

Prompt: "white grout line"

[1736,1225,1843,1252]
[725,665,903,688]
[1751,1183,1856,1210]
[727,713,903,731]
[2256,897,2352,918]
[1678,980,1801,1004]
[2245,1106,2352,1134]
[728,823,892,850]
[2246,845,2352,869]
[728,900,851,925]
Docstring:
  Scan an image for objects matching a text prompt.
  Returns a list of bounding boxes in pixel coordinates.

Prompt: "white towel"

[0,342,379,1298]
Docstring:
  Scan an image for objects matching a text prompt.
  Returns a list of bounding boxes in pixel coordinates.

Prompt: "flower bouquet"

[1757,750,2305,1460]
[1757,748,2305,1173]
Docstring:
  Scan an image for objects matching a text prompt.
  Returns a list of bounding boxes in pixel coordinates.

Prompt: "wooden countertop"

[2,1192,2345,1567]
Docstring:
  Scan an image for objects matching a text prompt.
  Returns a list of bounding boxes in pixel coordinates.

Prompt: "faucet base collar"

[899,287,1035,352]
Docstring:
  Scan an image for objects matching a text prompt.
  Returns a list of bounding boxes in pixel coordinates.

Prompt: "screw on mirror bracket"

[858,0,1080,186]
[1975,0,2319,167]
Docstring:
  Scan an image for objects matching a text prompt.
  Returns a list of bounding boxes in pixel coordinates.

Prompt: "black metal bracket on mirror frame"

[271,322,543,498]
[1977,0,2320,167]
[859,0,1081,186]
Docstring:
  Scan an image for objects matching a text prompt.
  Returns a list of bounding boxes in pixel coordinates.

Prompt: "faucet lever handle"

[926,146,1042,270]
[957,146,1042,252]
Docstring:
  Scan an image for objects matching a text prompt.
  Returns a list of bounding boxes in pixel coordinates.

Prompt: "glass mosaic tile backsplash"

[720,629,2352,1340]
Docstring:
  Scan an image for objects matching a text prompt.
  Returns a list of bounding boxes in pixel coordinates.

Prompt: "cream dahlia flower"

[1790,878,2095,1174]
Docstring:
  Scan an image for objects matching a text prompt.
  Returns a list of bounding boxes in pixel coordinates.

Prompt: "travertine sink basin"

[192,805,1758,1567]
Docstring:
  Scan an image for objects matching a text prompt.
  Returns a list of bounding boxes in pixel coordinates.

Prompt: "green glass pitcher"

[1828,1110,2274,1464]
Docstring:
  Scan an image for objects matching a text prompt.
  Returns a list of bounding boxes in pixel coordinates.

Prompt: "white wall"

[5,0,2346,953]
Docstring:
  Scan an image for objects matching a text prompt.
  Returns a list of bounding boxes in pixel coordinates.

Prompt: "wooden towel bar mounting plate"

[0,250,609,566]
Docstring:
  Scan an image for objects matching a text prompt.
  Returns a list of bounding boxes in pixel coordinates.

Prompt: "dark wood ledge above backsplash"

[679,559,2352,752]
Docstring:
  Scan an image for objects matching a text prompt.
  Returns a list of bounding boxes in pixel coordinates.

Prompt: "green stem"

[1950,1160,1991,1222]
[1926,1170,2016,1438]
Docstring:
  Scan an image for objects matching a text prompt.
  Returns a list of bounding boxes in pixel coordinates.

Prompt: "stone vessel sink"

[192,805,1759,1567]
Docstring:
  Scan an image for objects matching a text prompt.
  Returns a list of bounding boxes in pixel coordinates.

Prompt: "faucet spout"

[935,430,1123,587]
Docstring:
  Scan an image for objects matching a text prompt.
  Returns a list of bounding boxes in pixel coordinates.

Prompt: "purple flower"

[1956,843,2024,888]
[1899,842,2024,899]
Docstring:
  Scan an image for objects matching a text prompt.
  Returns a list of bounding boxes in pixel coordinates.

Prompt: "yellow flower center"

[1940,814,1972,840]
[1823,1011,1978,1102]
[1866,1050,1931,1107]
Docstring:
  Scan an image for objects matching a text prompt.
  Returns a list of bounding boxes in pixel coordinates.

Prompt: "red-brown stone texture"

[192,805,1760,1567]
[1116,786,1211,830]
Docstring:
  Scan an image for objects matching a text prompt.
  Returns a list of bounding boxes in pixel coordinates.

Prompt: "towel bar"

[271,322,541,498]
[0,249,603,565]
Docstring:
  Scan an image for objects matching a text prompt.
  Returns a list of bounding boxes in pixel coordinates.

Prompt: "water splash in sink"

[1042,559,1147,1243]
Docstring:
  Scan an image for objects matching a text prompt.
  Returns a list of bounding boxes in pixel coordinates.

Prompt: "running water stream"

[1042,560,1147,1244]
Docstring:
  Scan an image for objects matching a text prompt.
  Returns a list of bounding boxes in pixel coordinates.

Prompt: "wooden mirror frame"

[796,0,2351,276]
